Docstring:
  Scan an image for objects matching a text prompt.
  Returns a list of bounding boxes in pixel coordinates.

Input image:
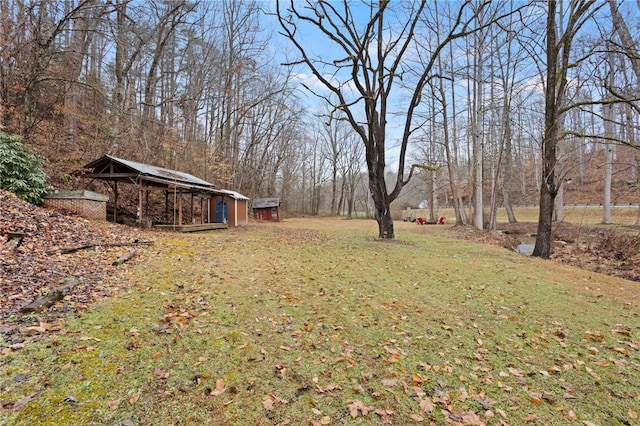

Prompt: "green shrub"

[0,131,52,204]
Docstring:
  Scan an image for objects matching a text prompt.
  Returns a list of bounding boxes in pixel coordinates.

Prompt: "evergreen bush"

[0,132,52,204]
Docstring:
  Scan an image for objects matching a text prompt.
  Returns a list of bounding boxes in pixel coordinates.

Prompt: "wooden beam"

[82,173,139,179]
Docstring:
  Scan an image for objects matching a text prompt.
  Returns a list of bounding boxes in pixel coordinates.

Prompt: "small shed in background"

[252,198,280,221]
[44,189,109,220]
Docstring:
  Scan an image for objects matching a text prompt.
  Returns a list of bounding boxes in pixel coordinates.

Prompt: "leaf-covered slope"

[0,190,152,321]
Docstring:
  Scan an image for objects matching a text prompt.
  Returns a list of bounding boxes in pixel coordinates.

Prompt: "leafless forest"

[1,0,639,235]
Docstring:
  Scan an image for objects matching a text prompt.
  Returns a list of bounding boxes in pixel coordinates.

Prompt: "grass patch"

[1,218,639,425]
[428,205,639,226]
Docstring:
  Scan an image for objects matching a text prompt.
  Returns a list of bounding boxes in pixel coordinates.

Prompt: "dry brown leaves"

[0,190,152,332]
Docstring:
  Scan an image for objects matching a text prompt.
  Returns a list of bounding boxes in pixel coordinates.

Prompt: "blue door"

[216,199,228,223]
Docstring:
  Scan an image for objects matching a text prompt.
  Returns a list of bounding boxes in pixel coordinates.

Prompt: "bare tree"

[533,0,602,259]
[276,0,513,238]
[62,1,104,149]
[608,0,640,224]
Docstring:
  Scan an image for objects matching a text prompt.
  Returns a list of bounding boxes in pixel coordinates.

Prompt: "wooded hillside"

[1,1,639,221]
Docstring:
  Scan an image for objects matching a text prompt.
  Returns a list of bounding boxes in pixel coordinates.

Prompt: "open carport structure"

[82,155,248,230]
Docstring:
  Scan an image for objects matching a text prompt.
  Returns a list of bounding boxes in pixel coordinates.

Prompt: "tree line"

[1,0,639,257]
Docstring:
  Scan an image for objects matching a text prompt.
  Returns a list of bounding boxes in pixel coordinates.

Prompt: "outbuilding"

[252,198,280,221]
[82,155,248,230]
[44,189,109,220]
[209,189,249,227]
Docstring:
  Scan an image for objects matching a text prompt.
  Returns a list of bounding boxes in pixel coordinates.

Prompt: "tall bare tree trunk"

[608,0,640,223]
[533,0,562,259]
[602,46,617,224]
[63,1,100,151]
[471,26,484,230]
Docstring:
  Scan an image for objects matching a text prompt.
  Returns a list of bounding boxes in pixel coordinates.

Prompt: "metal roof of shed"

[252,198,280,208]
[83,155,215,190]
[215,189,250,200]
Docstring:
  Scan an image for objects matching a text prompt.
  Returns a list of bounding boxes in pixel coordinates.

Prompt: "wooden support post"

[138,182,143,226]
[113,181,119,223]
[190,194,194,224]
[145,188,150,226]
[165,191,169,224]
[172,187,177,228]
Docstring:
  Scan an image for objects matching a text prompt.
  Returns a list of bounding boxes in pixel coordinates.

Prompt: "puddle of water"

[514,235,536,255]
[515,242,535,255]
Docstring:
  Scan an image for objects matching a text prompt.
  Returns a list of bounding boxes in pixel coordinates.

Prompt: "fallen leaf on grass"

[529,395,543,405]
[9,392,38,410]
[310,416,331,426]
[611,328,631,337]
[411,372,430,385]
[548,365,562,374]
[385,353,401,364]
[315,383,342,393]
[410,413,424,422]
[584,331,604,342]
[508,367,524,377]
[611,346,629,355]
[419,396,435,414]
[106,398,121,411]
[374,408,393,423]
[381,378,399,387]
[262,393,287,411]
[460,410,483,425]
[210,379,226,396]
[348,400,373,418]
[473,396,494,410]
[153,368,169,379]
[585,367,601,380]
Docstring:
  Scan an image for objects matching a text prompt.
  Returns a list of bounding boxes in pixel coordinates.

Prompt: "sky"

[263,0,640,172]
[264,0,433,169]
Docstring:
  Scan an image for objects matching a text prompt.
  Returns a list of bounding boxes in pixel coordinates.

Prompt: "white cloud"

[291,72,324,90]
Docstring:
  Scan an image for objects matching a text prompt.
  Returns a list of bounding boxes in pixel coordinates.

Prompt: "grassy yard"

[1,217,639,425]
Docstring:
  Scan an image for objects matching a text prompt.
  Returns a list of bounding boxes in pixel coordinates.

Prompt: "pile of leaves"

[0,190,152,332]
